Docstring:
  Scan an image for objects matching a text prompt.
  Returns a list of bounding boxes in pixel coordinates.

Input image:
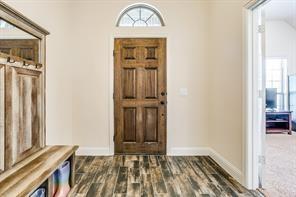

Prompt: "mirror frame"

[0,1,49,148]
[0,1,49,63]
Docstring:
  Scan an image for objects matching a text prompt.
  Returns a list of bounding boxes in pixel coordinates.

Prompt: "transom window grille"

[117,4,165,27]
[265,58,288,110]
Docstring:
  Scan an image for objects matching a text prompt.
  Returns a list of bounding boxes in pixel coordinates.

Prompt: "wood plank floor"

[70,156,262,197]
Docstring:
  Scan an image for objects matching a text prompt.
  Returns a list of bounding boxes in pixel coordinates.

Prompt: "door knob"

[161,92,167,96]
[160,101,165,105]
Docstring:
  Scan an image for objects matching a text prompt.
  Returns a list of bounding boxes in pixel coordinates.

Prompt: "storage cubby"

[47,155,75,197]
[30,180,48,197]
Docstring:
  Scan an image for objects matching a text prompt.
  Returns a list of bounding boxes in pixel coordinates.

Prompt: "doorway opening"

[244,0,296,195]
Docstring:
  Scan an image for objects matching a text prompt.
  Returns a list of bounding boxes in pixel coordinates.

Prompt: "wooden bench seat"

[0,145,78,196]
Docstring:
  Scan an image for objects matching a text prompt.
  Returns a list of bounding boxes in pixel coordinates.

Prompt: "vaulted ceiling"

[265,0,296,29]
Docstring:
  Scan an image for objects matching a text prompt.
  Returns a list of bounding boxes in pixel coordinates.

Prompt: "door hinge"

[258,25,265,34]
[113,50,115,57]
[258,155,266,165]
[113,93,115,99]
[113,135,115,142]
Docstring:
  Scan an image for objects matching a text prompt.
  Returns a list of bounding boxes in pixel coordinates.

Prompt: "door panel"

[122,68,137,99]
[5,66,42,168]
[145,47,158,60]
[144,68,158,99]
[144,107,158,142]
[114,38,166,154]
[0,64,4,173]
[123,107,137,142]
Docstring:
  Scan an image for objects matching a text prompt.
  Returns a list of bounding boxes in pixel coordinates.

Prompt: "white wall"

[266,20,296,75]
[3,0,211,153]
[70,0,210,153]
[208,0,245,175]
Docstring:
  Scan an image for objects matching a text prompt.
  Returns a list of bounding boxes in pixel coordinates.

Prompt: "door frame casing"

[108,34,169,155]
[243,0,270,189]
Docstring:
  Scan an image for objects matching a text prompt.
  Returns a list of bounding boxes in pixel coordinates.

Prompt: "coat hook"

[23,61,30,67]
[35,63,42,69]
[7,57,15,63]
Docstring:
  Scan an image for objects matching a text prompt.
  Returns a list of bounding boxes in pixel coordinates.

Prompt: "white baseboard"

[168,147,210,156]
[76,147,111,156]
[208,148,243,184]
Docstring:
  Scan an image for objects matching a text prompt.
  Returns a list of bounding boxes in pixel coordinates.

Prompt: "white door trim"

[108,33,170,155]
[242,0,270,189]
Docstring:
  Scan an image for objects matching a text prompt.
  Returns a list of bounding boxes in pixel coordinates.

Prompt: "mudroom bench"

[0,146,78,196]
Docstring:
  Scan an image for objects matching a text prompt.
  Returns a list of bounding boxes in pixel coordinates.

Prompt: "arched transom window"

[117,4,165,27]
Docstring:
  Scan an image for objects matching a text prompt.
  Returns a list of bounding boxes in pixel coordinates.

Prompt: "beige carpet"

[264,133,296,197]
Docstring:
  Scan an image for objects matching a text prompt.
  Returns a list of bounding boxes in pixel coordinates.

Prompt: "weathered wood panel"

[5,66,43,168]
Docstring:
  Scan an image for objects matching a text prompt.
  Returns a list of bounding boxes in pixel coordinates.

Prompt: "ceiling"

[265,0,296,29]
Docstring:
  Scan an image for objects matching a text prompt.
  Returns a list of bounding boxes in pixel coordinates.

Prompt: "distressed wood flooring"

[70,156,262,197]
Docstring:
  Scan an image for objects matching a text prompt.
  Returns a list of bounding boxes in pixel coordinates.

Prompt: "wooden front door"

[114,38,167,154]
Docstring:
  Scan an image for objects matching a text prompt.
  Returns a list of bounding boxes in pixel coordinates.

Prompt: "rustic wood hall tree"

[0,1,78,196]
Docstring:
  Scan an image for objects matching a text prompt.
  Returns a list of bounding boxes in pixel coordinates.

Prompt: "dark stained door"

[114,38,167,154]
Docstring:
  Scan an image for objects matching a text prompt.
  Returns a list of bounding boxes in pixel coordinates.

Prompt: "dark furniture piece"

[266,111,292,135]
